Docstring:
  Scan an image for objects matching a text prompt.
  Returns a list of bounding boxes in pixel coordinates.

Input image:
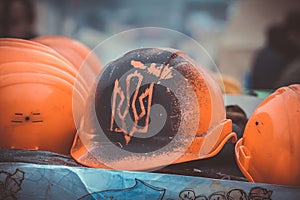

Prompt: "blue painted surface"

[0,163,299,200]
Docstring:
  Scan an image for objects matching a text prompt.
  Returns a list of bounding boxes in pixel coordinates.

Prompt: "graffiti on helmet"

[110,60,174,144]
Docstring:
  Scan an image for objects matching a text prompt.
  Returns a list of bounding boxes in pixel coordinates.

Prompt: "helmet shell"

[0,73,84,154]
[71,48,235,170]
[235,84,300,186]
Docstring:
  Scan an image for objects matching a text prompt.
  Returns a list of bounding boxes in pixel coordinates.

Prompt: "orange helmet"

[0,38,75,70]
[235,84,300,186]
[0,62,88,98]
[0,43,77,77]
[33,35,103,89]
[33,35,102,72]
[212,74,242,94]
[0,72,84,155]
[0,38,88,155]
[0,40,89,95]
[0,37,64,54]
[71,48,237,170]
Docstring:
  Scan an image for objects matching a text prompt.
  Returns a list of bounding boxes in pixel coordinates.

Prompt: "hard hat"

[0,72,84,155]
[0,37,55,50]
[33,35,102,72]
[0,38,74,69]
[0,39,90,147]
[212,74,242,94]
[33,35,103,88]
[0,45,89,94]
[235,84,300,186]
[71,47,236,170]
[0,62,88,98]
[0,45,77,77]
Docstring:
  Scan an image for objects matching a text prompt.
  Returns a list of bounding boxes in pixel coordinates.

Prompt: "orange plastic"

[0,45,89,94]
[33,35,102,72]
[0,45,77,76]
[33,35,103,89]
[235,84,300,186]
[71,48,236,170]
[0,72,85,155]
[0,62,88,98]
[212,74,242,94]
[173,55,237,163]
[0,38,75,69]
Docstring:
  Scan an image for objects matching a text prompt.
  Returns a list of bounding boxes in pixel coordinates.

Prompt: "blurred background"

[1,0,300,91]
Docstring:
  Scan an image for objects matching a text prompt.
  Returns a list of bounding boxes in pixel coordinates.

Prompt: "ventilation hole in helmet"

[11,120,22,123]
[32,120,43,123]
[255,121,259,126]
[11,113,23,123]
[25,116,30,121]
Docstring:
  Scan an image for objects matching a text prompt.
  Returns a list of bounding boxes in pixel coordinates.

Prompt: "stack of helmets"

[33,35,102,88]
[0,37,101,155]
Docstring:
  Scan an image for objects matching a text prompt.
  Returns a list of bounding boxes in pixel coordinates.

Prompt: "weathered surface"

[0,149,81,167]
[0,148,246,181]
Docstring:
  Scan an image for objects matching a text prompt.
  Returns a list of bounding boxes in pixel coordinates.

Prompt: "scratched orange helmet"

[71,47,237,170]
[235,84,300,186]
[0,72,85,155]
